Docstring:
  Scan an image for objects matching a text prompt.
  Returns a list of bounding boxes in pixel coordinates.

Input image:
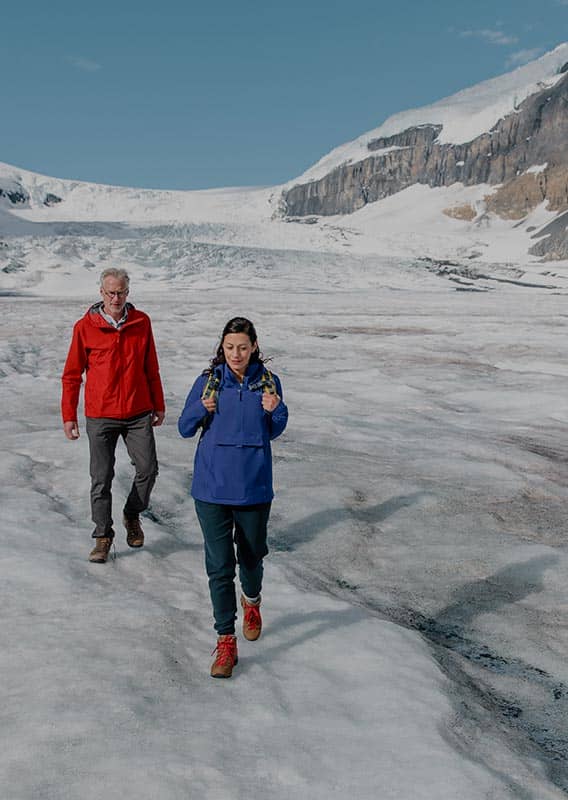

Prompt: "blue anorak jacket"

[178,362,288,505]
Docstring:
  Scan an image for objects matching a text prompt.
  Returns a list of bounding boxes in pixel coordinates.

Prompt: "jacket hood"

[84,301,138,328]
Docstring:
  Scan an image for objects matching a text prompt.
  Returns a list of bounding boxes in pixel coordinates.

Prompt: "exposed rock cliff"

[0,185,28,206]
[283,71,568,218]
[529,210,568,260]
[0,179,61,209]
[282,65,568,259]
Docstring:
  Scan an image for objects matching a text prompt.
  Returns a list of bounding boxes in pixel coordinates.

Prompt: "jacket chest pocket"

[88,337,118,366]
[214,388,265,446]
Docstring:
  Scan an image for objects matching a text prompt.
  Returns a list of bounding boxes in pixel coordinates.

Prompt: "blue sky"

[1,0,566,189]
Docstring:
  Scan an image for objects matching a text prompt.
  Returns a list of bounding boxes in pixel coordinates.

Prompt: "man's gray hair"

[99,268,130,288]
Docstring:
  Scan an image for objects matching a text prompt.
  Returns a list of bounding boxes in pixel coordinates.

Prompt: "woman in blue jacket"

[178,317,288,678]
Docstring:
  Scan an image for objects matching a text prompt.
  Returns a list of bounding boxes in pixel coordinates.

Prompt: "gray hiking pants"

[86,412,158,537]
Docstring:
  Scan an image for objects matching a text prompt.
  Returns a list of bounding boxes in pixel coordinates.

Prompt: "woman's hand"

[202,397,217,413]
[262,394,280,413]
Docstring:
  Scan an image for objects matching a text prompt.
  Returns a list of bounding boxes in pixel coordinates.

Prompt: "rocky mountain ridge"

[1,47,567,264]
[0,171,62,209]
[282,59,568,260]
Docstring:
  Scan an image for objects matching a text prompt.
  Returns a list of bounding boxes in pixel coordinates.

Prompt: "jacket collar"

[86,301,137,328]
[221,360,263,387]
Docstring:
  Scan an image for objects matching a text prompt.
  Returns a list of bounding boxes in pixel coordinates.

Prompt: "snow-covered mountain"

[283,43,568,261]
[1,44,568,298]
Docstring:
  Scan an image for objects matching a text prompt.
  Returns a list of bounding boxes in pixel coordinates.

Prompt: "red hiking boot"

[210,635,238,678]
[241,595,262,641]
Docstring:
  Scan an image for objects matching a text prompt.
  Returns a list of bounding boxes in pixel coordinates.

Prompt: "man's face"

[100,276,129,319]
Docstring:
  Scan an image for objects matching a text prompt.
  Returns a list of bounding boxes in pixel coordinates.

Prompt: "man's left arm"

[144,320,166,426]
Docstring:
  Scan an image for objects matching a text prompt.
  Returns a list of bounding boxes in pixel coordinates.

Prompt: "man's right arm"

[61,322,87,440]
[63,421,80,440]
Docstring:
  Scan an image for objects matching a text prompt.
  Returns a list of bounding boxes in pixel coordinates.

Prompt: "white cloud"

[67,56,102,73]
[505,48,545,67]
[459,29,519,46]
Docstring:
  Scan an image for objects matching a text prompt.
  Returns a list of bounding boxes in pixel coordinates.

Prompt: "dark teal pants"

[194,500,271,635]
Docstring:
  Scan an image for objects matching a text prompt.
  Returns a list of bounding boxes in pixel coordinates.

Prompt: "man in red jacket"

[62,268,165,563]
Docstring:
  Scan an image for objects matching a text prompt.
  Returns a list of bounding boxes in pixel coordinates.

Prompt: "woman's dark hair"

[209,317,264,369]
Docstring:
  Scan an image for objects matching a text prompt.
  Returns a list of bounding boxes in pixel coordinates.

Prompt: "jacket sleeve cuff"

[178,399,209,437]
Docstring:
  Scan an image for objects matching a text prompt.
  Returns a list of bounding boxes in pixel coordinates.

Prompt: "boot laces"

[93,536,115,561]
[126,517,142,536]
[102,536,116,560]
[211,637,236,665]
[95,536,112,550]
[243,603,261,631]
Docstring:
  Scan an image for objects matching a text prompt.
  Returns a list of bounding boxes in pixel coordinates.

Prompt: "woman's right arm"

[178,375,210,438]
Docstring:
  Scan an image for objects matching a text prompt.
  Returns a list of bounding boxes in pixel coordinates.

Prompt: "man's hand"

[64,421,80,440]
[201,397,217,413]
[262,394,281,413]
[152,411,166,427]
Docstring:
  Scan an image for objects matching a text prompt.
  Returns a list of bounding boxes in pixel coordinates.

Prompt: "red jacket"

[61,303,165,422]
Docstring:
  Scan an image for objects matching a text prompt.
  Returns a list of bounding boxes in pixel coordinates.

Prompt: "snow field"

[2,276,568,798]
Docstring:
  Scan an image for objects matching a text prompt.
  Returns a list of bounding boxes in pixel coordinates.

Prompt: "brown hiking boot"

[241,595,262,641]
[89,535,114,563]
[123,515,144,548]
[210,635,238,678]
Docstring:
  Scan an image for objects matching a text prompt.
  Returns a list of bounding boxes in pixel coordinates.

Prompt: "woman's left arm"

[263,375,288,440]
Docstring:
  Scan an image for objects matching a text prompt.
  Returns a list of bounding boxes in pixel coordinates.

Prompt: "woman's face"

[222,332,257,376]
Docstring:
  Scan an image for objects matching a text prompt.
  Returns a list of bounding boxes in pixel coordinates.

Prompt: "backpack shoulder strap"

[201,367,222,401]
[249,367,277,395]
[261,367,277,395]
